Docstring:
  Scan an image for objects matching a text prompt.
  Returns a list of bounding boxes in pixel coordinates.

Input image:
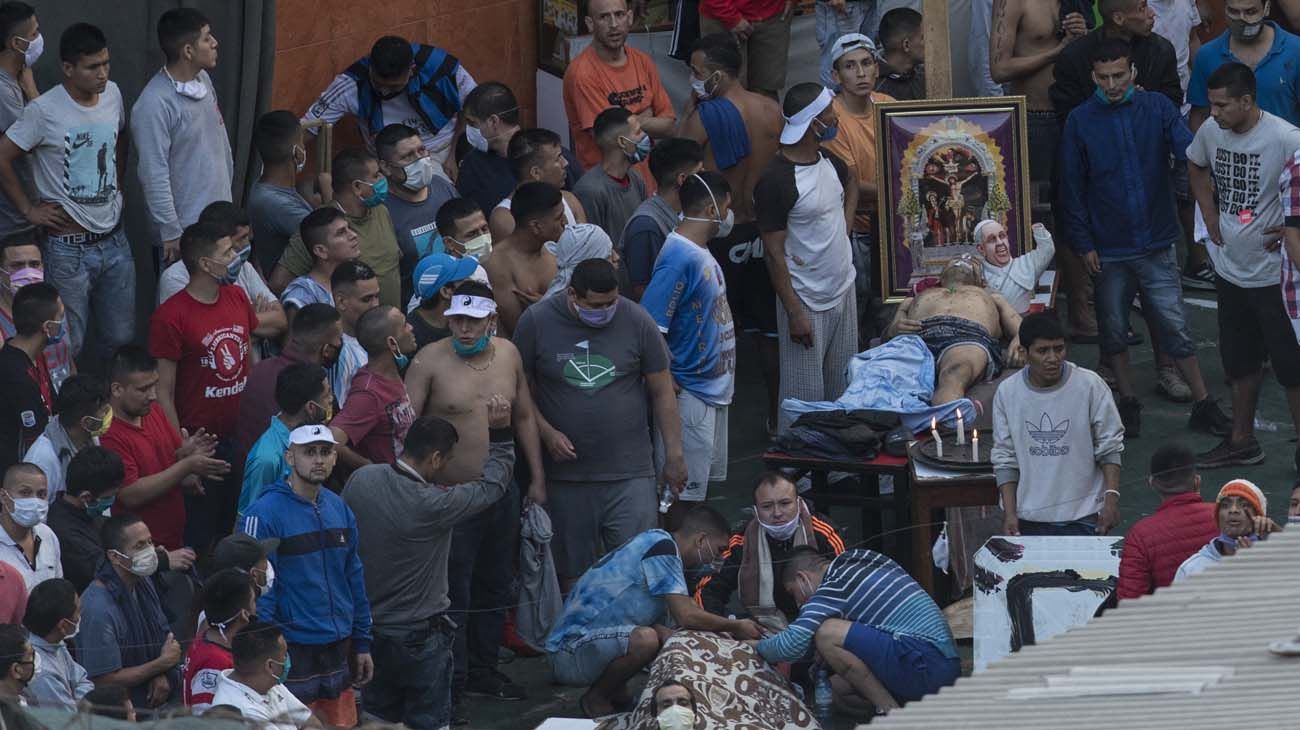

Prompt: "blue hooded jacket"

[343,43,463,138]
[1059,88,1193,260]
[241,481,372,653]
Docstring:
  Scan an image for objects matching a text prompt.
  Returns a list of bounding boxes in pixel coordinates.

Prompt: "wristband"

[1104,489,1121,499]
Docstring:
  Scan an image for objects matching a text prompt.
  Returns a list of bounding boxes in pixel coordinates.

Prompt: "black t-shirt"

[408,308,452,352]
[456,146,585,216]
[0,343,50,472]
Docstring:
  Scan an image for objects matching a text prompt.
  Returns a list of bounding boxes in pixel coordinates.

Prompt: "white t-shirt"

[5,82,126,233]
[209,671,310,730]
[22,433,100,502]
[753,151,855,312]
[157,259,275,306]
[1186,111,1300,287]
[330,333,368,408]
[302,65,477,164]
[0,523,62,591]
[1150,0,1201,115]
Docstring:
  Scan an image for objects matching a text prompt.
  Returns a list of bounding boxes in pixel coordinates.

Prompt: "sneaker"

[1196,436,1265,468]
[466,669,527,700]
[1155,366,1193,403]
[1118,396,1142,438]
[1188,398,1232,437]
[1182,260,1217,291]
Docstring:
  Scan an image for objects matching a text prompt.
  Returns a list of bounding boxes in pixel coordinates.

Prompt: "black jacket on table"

[1050,29,1183,126]
[695,515,846,620]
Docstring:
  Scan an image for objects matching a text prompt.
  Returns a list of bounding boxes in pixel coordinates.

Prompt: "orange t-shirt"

[823,92,895,232]
[562,44,674,191]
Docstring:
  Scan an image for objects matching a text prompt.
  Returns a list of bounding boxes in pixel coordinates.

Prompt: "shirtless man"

[405,280,545,496]
[402,280,544,707]
[488,128,586,241]
[482,181,564,337]
[677,32,784,432]
[886,256,1025,405]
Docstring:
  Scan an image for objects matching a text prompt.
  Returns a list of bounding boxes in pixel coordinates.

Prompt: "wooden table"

[907,444,999,596]
[763,450,913,570]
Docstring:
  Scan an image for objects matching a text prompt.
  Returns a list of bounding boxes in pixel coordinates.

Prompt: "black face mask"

[376,87,404,101]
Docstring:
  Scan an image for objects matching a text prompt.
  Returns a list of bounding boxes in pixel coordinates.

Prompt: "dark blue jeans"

[364,618,455,730]
[449,482,519,695]
[1018,516,1099,536]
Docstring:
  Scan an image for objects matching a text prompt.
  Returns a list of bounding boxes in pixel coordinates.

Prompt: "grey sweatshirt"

[130,70,233,242]
[341,431,515,627]
[991,363,1124,523]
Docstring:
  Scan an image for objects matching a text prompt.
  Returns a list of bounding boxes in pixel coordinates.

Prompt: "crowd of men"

[0,0,1290,727]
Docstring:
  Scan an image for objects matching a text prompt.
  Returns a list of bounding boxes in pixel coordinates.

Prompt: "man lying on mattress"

[884,254,1025,405]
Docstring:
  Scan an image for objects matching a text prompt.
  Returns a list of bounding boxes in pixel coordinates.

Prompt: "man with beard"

[240,425,373,728]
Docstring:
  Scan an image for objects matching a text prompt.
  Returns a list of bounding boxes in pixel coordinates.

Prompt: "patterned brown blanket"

[597,631,820,730]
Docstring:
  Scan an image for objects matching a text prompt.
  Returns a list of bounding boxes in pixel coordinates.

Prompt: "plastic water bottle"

[813,666,834,728]
[658,485,675,514]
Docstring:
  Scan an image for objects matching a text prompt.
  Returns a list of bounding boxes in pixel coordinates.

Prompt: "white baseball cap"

[446,294,498,319]
[288,424,337,446]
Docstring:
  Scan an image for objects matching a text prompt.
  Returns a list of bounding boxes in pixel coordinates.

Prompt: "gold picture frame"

[874,96,1034,303]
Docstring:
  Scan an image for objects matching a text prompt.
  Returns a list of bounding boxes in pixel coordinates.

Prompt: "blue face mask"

[84,495,115,518]
[814,118,839,142]
[1094,84,1136,105]
[452,332,491,357]
[389,336,410,371]
[360,177,389,208]
[270,654,291,684]
[621,134,652,163]
[43,318,65,345]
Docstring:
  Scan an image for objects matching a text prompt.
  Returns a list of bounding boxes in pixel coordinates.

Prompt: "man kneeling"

[545,506,763,718]
[752,546,958,716]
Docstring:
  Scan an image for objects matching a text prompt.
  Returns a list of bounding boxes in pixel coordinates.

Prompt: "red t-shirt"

[100,403,186,550]
[331,366,415,465]
[148,285,256,440]
[0,561,25,625]
[182,633,232,711]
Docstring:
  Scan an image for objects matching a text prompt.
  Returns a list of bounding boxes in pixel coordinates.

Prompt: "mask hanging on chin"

[452,332,491,357]
[164,66,208,100]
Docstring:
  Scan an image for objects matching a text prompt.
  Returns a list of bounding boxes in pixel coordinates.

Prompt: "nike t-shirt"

[513,293,669,482]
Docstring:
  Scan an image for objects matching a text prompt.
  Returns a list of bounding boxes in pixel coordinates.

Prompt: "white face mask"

[15,33,41,68]
[681,173,734,238]
[113,546,159,578]
[4,493,47,528]
[62,618,80,641]
[293,145,307,174]
[262,561,275,594]
[164,66,208,100]
[459,232,492,258]
[400,156,435,191]
[466,124,489,153]
[657,705,695,730]
[758,511,802,542]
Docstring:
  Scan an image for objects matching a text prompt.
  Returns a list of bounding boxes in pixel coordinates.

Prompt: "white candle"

[931,418,943,458]
[956,411,966,445]
[971,429,979,462]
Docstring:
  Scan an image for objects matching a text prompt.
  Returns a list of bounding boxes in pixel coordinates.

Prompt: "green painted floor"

[461,294,1299,729]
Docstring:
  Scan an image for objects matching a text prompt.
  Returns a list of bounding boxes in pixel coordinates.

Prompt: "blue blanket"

[697,97,751,170]
[781,336,976,434]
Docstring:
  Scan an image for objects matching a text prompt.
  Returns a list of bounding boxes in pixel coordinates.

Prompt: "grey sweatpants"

[776,287,858,433]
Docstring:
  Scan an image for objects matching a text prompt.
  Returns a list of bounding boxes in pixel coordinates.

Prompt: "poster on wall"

[972,536,1119,672]
[874,97,1034,302]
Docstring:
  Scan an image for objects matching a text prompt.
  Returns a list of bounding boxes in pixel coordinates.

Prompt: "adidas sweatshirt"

[991,363,1125,523]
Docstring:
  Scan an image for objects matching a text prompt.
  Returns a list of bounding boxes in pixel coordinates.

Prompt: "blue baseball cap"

[411,254,480,306]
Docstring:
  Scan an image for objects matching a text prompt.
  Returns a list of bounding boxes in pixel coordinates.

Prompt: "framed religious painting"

[875,97,1034,302]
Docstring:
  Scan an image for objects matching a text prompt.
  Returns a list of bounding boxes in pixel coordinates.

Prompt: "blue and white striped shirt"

[756,549,957,662]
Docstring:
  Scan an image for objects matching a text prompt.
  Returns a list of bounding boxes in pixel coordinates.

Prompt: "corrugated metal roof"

[870,529,1300,729]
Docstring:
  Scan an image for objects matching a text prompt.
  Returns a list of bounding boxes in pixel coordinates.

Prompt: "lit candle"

[971,429,979,462]
[956,411,966,445]
[931,417,943,458]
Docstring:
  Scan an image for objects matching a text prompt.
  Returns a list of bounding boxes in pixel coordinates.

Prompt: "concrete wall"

[270,0,540,145]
